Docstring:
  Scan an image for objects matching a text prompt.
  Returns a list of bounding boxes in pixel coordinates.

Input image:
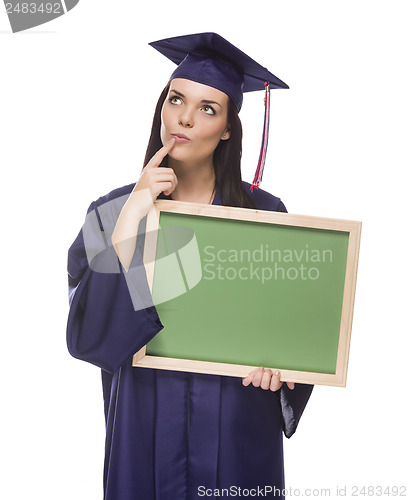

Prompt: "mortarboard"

[149,32,289,190]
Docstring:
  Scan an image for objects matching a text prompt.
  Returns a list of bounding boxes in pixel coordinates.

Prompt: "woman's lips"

[172,134,191,144]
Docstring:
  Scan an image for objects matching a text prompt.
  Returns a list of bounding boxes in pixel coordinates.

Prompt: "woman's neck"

[168,157,216,204]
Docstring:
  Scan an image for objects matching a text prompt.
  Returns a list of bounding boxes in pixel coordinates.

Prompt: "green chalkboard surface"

[146,211,350,375]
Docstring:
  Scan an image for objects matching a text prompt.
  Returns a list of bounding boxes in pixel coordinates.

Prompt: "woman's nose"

[178,107,194,128]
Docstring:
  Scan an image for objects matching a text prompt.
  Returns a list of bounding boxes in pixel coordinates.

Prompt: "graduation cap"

[149,32,289,191]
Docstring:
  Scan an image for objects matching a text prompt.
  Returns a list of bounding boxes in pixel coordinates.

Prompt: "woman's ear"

[221,128,231,141]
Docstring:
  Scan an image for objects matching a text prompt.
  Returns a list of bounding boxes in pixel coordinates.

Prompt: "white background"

[1,1,407,498]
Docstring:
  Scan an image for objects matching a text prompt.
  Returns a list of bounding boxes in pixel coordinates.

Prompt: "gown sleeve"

[66,197,163,374]
[279,383,313,438]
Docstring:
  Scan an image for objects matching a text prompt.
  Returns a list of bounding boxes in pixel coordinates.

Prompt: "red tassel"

[250,82,271,192]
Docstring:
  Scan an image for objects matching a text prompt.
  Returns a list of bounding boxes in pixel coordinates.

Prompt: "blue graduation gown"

[67,182,313,499]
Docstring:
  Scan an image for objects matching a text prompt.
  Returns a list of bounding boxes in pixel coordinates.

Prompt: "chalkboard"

[133,200,361,387]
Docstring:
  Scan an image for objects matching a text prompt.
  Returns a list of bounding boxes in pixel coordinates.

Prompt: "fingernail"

[275,371,280,375]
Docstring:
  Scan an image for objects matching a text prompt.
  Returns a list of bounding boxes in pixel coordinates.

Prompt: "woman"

[67,33,313,499]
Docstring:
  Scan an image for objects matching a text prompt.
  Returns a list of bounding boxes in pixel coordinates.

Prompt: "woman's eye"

[202,105,215,115]
[169,96,182,105]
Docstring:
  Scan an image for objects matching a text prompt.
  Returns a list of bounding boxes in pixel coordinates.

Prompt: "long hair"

[143,84,257,209]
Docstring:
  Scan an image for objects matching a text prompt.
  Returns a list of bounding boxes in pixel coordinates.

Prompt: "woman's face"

[160,78,230,166]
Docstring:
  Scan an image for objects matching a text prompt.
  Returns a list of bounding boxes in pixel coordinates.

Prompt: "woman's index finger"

[147,138,176,168]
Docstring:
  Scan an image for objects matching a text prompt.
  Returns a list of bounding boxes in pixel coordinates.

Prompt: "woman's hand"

[133,138,178,200]
[112,139,177,271]
[242,367,295,392]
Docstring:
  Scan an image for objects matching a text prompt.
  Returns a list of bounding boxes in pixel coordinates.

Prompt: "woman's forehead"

[169,78,229,105]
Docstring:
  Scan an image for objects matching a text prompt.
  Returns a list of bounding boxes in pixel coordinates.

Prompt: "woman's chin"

[168,149,193,163]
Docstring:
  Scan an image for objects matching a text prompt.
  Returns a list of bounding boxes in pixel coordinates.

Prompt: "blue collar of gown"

[157,189,222,206]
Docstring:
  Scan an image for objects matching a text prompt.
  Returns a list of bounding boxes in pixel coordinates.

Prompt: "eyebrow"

[169,89,222,108]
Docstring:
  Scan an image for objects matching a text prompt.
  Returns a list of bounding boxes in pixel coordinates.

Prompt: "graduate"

[67,32,313,499]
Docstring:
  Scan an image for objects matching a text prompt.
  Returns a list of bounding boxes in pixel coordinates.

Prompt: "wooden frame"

[133,200,361,387]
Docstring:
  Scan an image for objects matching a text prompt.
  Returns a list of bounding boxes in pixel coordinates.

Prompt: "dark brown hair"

[143,83,257,209]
